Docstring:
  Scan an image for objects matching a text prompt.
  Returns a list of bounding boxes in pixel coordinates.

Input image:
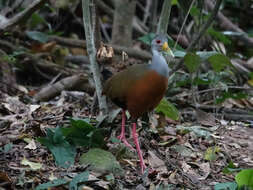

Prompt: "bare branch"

[0,0,47,32]
[82,0,108,115]
[205,0,253,47]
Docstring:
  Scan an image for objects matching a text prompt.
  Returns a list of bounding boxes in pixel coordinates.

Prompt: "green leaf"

[26,31,49,43]
[223,161,241,174]
[174,51,218,59]
[138,33,156,45]
[197,51,218,60]
[176,125,212,138]
[190,6,201,17]
[171,0,178,5]
[223,31,244,36]
[174,50,186,58]
[250,72,253,79]
[69,171,89,190]
[204,146,220,161]
[2,143,13,153]
[215,91,248,104]
[193,77,212,85]
[184,52,201,73]
[214,182,237,190]
[208,28,232,45]
[235,169,253,189]
[208,54,231,72]
[155,98,179,120]
[35,179,68,190]
[80,148,124,176]
[29,13,47,29]
[37,127,76,168]
[61,118,105,148]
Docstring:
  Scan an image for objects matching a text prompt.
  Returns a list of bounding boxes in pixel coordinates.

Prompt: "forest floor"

[1,90,253,190]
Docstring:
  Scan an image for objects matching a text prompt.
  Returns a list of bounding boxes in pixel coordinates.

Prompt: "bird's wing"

[103,64,149,108]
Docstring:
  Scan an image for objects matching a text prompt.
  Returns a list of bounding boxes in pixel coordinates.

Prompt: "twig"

[157,0,172,34]
[173,0,196,50]
[205,0,253,47]
[197,86,253,94]
[47,35,152,60]
[142,0,151,25]
[170,0,223,74]
[82,0,108,115]
[34,74,90,101]
[0,0,47,32]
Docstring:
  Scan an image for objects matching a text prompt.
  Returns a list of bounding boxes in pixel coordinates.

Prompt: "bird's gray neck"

[149,49,170,78]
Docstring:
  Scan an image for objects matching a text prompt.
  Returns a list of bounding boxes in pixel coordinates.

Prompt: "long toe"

[117,135,135,151]
[122,138,135,151]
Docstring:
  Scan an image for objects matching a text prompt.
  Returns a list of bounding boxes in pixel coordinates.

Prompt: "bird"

[103,34,174,174]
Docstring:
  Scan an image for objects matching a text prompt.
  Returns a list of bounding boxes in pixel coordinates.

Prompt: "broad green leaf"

[208,54,231,72]
[174,51,217,59]
[155,98,179,120]
[167,36,184,51]
[223,161,241,174]
[174,50,186,58]
[235,169,253,188]
[138,33,156,45]
[171,145,193,157]
[176,125,212,138]
[21,158,42,170]
[26,31,49,43]
[35,179,68,190]
[214,182,237,190]
[197,51,218,60]
[37,127,76,168]
[0,143,13,153]
[193,77,212,85]
[61,118,106,148]
[190,6,201,17]
[184,52,201,73]
[204,146,220,161]
[29,13,47,29]
[69,171,89,190]
[208,28,232,45]
[80,148,124,176]
[171,0,178,5]
[223,31,244,36]
[215,91,248,104]
[249,72,253,79]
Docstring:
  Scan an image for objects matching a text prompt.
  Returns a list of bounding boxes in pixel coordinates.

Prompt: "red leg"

[117,110,135,150]
[132,122,146,174]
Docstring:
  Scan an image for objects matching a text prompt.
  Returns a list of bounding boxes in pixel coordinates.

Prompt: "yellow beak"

[162,42,174,57]
[162,42,169,51]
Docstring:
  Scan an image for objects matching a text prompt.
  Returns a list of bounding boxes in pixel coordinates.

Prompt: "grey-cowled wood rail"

[103,34,174,174]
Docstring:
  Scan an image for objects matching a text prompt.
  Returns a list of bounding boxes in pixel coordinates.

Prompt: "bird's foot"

[117,135,135,151]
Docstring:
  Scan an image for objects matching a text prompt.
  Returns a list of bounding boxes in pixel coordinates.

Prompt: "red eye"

[156,40,161,44]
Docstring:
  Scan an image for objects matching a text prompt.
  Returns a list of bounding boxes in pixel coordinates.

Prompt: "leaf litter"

[1,89,253,189]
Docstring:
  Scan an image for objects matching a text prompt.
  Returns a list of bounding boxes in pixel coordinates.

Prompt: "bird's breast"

[126,70,168,118]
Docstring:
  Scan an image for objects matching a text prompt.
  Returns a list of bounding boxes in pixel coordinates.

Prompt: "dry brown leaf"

[148,150,167,173]
[196,109,216,127]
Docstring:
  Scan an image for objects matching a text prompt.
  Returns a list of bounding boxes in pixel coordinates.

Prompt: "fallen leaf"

[21,157,42,170]
[148,150,167,173]
[196,109,216,127]
[24,139,37,150]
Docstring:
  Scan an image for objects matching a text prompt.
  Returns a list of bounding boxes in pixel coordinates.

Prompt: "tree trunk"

[111,0,136,47]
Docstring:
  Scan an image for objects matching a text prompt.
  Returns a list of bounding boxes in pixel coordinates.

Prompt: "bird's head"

[151,34,174,58]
